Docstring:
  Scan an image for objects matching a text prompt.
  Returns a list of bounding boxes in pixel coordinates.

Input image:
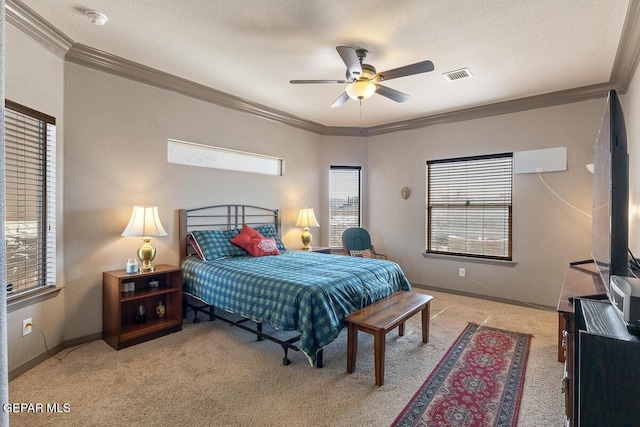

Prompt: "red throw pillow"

[246,237,281,257]
[231,224,265,252]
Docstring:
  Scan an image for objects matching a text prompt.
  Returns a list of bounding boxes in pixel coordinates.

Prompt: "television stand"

[573,298,640,426]
[557,264,606,426]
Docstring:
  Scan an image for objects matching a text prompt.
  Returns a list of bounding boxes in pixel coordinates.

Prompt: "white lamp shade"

[295,207,320,228]
[346,81,376,100]
[121,206,168,237]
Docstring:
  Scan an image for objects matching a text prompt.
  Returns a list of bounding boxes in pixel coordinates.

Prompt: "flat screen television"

[591,89,629,294]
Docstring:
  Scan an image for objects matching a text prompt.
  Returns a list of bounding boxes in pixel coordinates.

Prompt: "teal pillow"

[191,229,247,260]
[255,224,287,252]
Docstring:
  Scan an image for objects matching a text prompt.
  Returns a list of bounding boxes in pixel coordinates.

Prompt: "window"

[329,166,361,247]
[167,139,284,176]
[5,100,56,297]
[426,153,513,260]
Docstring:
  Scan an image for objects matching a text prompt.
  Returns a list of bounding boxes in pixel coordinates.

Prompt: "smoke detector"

[85,10,108,26]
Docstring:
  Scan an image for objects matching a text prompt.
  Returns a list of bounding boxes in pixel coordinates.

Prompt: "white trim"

[5,0,73,58]
[167,139,284,176]
[422,252,517,267]
[7,0,640,136]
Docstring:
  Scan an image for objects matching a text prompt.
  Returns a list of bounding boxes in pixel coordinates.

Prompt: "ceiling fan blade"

[290,79,348,84]
[374,60,434,82]
[330,92,350,108]
[374,84,409,103]
[336,46,362,79]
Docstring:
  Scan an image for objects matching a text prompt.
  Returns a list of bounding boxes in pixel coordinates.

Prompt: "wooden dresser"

[556,263,605,427]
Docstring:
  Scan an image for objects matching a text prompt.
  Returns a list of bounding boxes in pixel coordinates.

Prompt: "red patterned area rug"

[391,323,532,427]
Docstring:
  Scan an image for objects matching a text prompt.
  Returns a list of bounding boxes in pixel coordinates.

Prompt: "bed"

[178,204,411,367]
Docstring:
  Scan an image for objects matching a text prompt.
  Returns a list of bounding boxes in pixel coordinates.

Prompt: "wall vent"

[443,68,473,81]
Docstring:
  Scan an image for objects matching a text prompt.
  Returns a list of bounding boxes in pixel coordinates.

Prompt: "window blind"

[5,101,56,296]
[426,153,512,260]
[329,166,361,247]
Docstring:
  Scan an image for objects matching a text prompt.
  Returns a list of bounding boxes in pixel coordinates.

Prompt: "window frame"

[5,100,57,300]
[329,166,362,248]
[426,152,513,261]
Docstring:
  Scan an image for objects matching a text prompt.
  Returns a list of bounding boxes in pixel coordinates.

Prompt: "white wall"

[362,101,602,308]
[5,24,66,372]
[623,64,640,256]
[62,62,323,340]
[318,135,368,247]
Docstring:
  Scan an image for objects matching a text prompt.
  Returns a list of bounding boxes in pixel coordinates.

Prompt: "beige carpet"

[8,289,564,426]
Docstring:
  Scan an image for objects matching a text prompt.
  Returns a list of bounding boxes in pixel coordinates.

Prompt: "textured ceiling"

[13,0,633,129]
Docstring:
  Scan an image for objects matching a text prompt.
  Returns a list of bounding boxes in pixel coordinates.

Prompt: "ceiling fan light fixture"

[346,80,376,101]
[289,46,434,107]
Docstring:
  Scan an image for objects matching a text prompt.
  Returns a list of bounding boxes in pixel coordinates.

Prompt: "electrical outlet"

[22,318,32,336]
[459,268,466,277]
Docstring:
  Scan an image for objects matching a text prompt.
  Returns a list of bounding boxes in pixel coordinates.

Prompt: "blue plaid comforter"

[182,251,411,366]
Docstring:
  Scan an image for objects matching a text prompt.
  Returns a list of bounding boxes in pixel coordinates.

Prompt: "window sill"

[422,252,517,267]
[7,286,63,312]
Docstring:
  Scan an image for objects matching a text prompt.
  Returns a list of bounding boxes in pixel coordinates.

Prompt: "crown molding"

[5,0,73,58]
[65,43,333,135]
[366,83,616,136]
[66,42,619,138]
[611,0,640,92]
[7,0,640,137]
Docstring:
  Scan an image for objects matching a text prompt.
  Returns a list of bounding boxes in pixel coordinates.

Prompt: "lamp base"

[137,238,157,272]
[301,227,313,251]
[139,262,155,273]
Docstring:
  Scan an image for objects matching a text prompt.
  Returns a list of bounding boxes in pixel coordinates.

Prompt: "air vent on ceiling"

[443,68,473,81]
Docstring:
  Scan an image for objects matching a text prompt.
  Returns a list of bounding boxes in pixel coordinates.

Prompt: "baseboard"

[9,332,103,380]
[410,283,556,311]
[64,332,102,349]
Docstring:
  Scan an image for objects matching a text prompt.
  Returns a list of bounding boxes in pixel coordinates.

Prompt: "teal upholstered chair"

[341,227,388,260]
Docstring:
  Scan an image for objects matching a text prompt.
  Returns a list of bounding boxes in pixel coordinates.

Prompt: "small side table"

[103,264,183,350]
[296,246,332,254]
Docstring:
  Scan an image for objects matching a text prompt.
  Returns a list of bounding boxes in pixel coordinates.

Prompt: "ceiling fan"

[290,46,434,108]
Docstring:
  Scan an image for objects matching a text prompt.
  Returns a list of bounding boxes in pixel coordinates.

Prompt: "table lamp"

[295,207,320,250]
[121,206,168,272]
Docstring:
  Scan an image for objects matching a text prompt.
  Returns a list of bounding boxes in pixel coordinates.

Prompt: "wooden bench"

[346,290,433,386]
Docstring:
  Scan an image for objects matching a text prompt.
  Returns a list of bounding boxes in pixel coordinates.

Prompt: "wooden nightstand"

[298,246,332,254]
[103,264,182,350]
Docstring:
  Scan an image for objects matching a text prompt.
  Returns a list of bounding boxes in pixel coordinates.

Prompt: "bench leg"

[347,323,357,374]
[398,322,405,337]
[374,330,385,386]
[421,302,431,343]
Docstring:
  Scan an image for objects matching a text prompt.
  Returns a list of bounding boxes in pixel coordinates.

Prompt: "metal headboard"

[178,204,281,265]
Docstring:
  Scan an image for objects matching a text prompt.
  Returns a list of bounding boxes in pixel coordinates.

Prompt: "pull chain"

[359,100,363,135]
